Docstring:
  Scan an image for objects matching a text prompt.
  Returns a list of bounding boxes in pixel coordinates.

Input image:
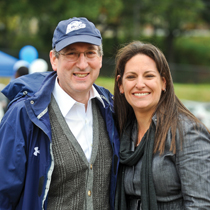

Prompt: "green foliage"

[0,0,210,78]
[100,36,210,84]
[119,0,205,35]
[175,36,210,66]
[202,0,210,23]
[100,35,210,67]
[102,38,119,57]
[0,0,123,50]
[102,36,165,58]
[118,0,206,62]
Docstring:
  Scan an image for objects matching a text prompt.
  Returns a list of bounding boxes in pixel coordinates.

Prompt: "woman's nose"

[135,77,145,89]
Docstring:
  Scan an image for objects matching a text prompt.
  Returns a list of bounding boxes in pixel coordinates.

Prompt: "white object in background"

[29,58,48,74]
[182,100,210,129]
[13,60,30,72]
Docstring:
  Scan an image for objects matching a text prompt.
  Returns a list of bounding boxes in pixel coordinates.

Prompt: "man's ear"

[99,56,102,68]
[49,50,57,71]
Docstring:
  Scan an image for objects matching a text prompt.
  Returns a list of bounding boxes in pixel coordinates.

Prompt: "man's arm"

[0,113,26,209]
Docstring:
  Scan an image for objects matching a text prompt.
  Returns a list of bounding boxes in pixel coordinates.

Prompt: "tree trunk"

[165,30,175,63]
[133,0,141,39]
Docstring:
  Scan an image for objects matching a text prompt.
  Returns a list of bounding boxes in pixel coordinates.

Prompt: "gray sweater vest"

[47,96,112,210]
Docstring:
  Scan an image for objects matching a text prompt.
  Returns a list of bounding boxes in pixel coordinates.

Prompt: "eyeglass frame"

[53,45,103,62]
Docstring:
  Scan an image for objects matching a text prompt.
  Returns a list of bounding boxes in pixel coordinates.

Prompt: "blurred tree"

[0,0,31,49]
[147,0,205,62]
[119,0,205,62]
[0,0,123,52]
[39,0,122,51]
[0,0,209,64]
[201,0,210,23]
[118,0,142,40]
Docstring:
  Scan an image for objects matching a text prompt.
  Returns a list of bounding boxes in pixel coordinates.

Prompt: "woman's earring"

[164,88,166,93]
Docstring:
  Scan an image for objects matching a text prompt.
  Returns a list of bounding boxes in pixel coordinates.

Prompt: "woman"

[114,41,210,210]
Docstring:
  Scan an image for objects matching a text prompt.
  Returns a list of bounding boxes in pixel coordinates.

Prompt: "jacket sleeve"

[176,121,210,209]
[0,113,26,209]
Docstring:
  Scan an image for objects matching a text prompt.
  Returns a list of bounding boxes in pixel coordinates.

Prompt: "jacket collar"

[2,71,54,102]
[3,71,114,116]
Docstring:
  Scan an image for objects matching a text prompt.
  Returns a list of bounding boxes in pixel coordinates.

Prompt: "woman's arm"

[176,120,210,209]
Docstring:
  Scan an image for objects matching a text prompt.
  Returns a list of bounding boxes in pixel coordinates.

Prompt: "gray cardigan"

[124,115,210,209]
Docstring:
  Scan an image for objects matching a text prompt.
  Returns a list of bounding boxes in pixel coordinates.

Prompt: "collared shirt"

[52,77,105,162]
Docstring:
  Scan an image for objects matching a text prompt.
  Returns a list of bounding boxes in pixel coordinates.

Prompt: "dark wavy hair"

[114,41,203,154]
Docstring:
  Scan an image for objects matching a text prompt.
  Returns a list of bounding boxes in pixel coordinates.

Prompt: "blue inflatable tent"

[0,51,18,77]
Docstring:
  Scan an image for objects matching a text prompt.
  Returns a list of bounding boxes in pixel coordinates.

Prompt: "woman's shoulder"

[176,113,210,147]
[178,113,206,130]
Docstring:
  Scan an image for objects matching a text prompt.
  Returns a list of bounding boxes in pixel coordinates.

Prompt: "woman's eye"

[146,74,154,78]
[126,75,135,79]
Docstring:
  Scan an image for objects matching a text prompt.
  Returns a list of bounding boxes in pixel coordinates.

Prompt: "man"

[0,17,120,210]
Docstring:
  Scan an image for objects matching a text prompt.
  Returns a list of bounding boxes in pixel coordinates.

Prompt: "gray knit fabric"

[47,96,112,210]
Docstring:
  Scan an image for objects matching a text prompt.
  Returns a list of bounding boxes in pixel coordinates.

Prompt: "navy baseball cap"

[52,17,102,51]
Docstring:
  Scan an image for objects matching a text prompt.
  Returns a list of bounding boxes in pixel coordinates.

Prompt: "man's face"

[50,42,102,104]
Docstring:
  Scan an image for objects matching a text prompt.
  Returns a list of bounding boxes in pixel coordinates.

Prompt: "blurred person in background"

[14,66,29,78]
[114,41,210,210]
[0,66,29,118]
[0,17,120,210]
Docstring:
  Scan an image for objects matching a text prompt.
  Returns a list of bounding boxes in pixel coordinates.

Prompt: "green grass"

[173,83,210,102]
[0,77,10,86]
[95,77,115,93]
[95,77,210,102]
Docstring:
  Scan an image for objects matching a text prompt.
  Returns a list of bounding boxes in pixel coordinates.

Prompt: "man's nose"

[76,53,88,70]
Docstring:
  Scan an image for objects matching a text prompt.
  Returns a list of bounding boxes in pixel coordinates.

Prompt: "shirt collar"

[52,77,105,117]
[90,84,105,108]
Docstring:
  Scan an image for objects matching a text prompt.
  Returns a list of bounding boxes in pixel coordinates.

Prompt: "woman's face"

[119,54,166,116]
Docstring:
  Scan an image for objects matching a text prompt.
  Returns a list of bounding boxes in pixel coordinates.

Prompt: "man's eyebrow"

[87,45,98,50]
[65,47,76,51]
[65,45,98,51]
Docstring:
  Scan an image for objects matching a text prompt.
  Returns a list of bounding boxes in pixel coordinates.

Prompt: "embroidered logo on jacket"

[34,147,40,156]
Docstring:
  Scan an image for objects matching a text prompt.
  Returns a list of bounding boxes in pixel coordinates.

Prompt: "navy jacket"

[0,71,120,210]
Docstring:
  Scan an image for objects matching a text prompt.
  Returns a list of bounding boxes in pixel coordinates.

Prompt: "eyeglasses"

[57,49,100,62]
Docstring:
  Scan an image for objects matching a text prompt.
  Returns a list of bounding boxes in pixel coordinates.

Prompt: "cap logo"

[66,21,86,34]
